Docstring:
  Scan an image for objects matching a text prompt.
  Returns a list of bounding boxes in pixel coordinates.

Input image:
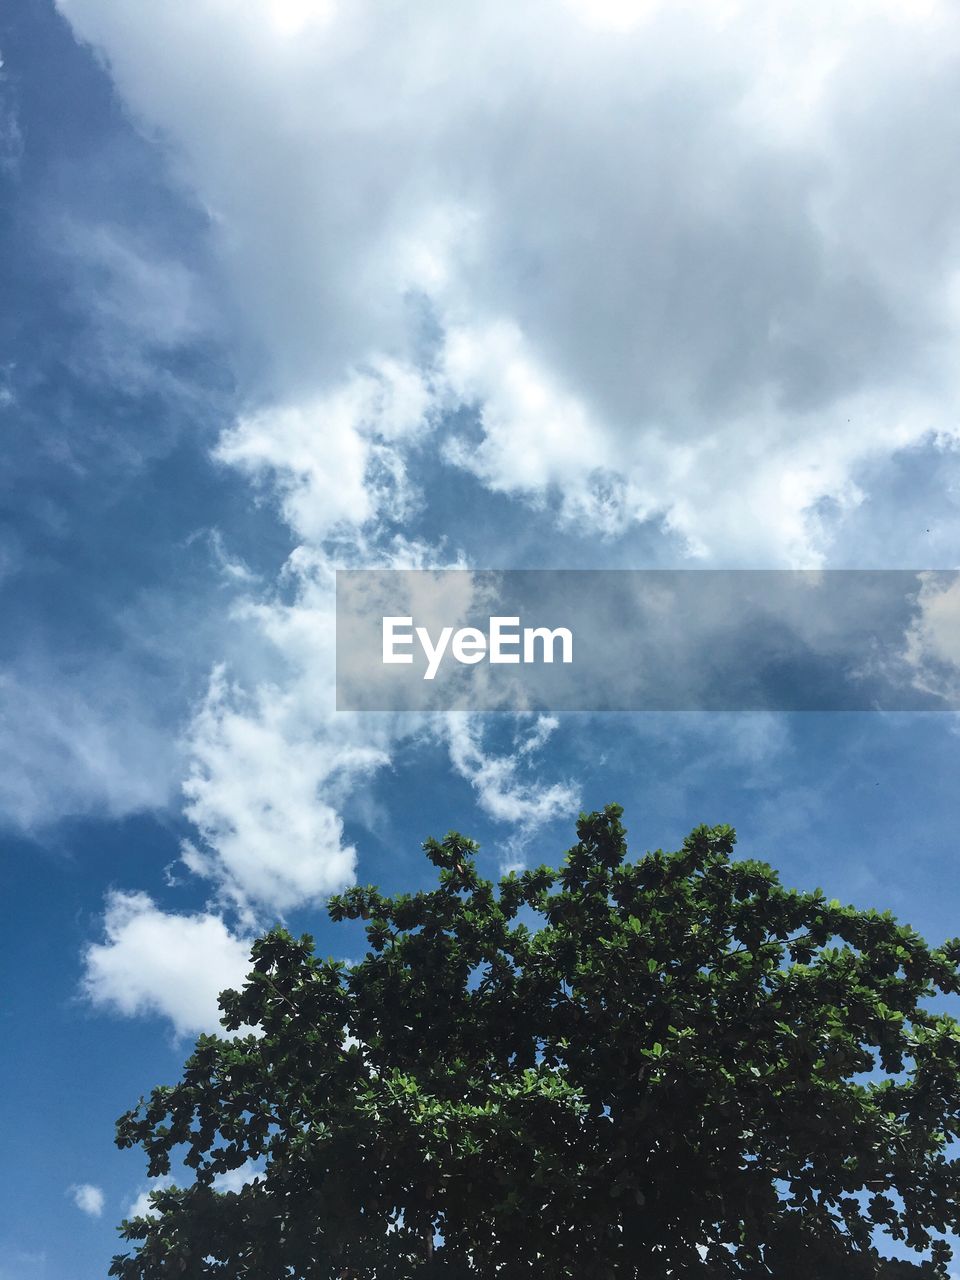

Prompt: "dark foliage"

[111,807,960,1277]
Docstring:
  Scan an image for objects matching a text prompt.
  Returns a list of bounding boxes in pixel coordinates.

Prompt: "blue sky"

[3,0,960,1275]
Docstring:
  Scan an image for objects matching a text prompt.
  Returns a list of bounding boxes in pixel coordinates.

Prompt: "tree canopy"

[111,806,960,1277]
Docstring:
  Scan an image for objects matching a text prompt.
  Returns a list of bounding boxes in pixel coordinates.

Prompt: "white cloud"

[173,542,579,914]
[206,529,260,586]
[69,1183,105,1218]
[180,665,388,915]
[213,1161,263,1194]
[0,662,178,832]
[132,1165,258,1213]
[125,1162,260,1222]
[166,357,450,919]
[901,572,960,704]
[215,359,432,544]
[82,891,254,1036]
[55,0,960,564]
[51,0,960,936]
[516,714,561,757]
[0,533,268,836]
[125,1180,169,1221]
[446,714,579,828]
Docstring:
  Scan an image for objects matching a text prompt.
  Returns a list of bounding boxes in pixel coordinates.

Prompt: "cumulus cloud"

[55,0,960,564]
[82,891,254,1036]
[69,1183,105,1218]
[52,0,960,955]
[180,664,388,916]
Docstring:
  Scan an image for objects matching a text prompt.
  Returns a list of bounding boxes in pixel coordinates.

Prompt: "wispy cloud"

[0,661,178,832]
[0,52,23,176]
[446,713,579,829]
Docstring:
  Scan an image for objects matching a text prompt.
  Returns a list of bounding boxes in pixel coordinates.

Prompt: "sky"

[2,0,960,1274]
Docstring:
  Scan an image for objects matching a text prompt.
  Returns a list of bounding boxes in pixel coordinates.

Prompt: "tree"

[110,806,960,1278]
